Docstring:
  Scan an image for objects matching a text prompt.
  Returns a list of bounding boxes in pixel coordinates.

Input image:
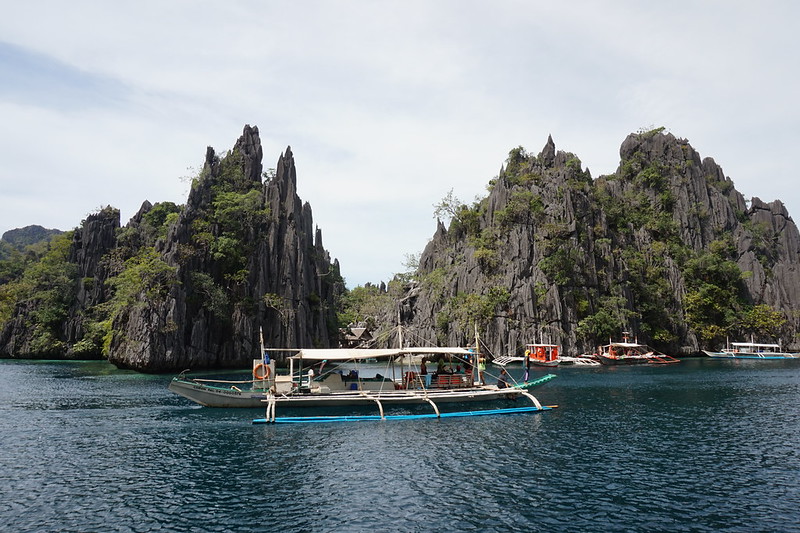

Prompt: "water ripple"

[1,359,799,532]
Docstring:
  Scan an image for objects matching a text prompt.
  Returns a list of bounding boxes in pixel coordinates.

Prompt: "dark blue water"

[1,358,799,532]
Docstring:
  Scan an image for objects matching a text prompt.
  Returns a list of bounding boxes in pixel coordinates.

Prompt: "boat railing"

[432,373,471,389]
[401,371,473,390]
[191,377,268,384]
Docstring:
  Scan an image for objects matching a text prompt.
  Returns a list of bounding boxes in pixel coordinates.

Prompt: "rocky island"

[2,126,799,369]
[386,128,800,358]
[0,125,344,371]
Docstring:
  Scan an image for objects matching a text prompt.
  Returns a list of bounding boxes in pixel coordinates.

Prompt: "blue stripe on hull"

[708,354,797,359]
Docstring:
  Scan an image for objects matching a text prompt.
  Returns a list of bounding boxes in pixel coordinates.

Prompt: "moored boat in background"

[703,341,800,360]
[524,343,561,367]
[493,345,600,367]
[593,333,679,365]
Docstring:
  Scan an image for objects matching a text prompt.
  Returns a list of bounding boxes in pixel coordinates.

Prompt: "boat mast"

[474,323,480,386]
[397,308,404,382]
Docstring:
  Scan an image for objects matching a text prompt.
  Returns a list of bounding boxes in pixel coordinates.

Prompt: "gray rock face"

[63,207,120,356]
[69,207,120,309]
[108,125,343,371]
[0,125,343,371]
[0,208,120,359]
[399,131,800,356]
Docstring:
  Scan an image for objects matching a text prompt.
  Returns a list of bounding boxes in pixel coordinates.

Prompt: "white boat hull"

[168,379,268,407]
[703,350,800,360]
[169,375,556,408]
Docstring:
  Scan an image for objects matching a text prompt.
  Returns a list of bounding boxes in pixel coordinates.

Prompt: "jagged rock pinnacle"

[541,134,556,167]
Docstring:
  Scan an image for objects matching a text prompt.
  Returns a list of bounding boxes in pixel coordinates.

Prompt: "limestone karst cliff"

[107,126,344,371]
[0,210,118,359]
[0,125,344,371]
[3,127,800,366]
[389,129,800,357]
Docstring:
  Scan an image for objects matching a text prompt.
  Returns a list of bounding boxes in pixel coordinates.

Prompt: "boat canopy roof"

[289,346,473,361]
[604,342,646,348]
[525,344,559,348]
[730,342,781,349]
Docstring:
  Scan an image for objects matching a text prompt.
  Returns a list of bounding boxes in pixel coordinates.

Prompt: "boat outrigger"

[558,355,601,366]
[703,341,800,360]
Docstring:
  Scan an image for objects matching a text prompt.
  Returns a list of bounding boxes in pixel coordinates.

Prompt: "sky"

[1,1,798,288]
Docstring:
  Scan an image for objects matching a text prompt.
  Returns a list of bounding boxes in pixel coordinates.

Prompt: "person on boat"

[420,359,432,387]
[479,357,487,384]
[436,358,446,374]
[461,358,472,383]
[497,369,509,389]
[307,366,315,385]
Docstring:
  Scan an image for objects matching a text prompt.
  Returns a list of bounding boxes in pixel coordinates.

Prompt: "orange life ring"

[253,363,271,380]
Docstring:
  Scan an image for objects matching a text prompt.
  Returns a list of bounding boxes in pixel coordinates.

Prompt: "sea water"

[1,358,798,532]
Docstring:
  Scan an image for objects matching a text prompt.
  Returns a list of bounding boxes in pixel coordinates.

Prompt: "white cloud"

[1,1,799,286]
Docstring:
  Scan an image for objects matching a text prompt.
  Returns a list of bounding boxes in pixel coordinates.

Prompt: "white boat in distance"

[169,346,556,417]
[703,342,800,360]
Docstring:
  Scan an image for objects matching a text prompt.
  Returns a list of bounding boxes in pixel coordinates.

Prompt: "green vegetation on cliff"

[0,232,77,355]
[351,129,799,356]
[2,128,798,364]
[2,127,346,370]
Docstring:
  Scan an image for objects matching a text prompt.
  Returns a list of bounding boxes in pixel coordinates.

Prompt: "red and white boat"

[594,333,679,365]
[524,343,561,367]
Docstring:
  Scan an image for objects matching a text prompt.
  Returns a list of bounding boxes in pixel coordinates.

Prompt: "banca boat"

[703,342,800,360]
[494,345,599,367]
[524,344,561,367]
[169,346,556,413]
[594,334,679,365]
[493,344,562,367]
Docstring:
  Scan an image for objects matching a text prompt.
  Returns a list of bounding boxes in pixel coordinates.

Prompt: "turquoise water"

[1,358,799,532]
